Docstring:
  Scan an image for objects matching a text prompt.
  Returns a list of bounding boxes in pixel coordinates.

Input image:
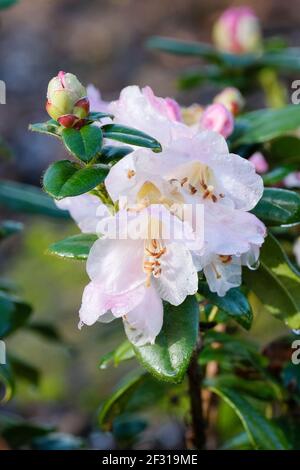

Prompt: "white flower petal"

[55,193,109,233]
[154,241,198,305]
[86,238,146,294]
[204,256,242,296]
[124,285,163,346]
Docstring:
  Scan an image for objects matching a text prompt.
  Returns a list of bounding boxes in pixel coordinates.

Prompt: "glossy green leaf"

[43,160,108,199]
[99,372,146,430]
[29,120,60,138]
[102,124,162,152]
[232,105,300,146]
[210,386,290,449]
[101,145,133,163]
[252,188,300,227]
[0,292,32,338]
[62,125,103,163]
[47,233,97,260]
[88,111,114,121]
[0,180,69,218]
[244,234,300,329]
[0,220,23,240]
[99,340,135,370]
[133,296,199,383]
[198,282,253,330]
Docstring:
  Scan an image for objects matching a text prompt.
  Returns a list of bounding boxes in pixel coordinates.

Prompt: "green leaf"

[198,282,253,330]
[205,374,284,402]
[0,420,53,448]
[99,340,135,370]
[62,125,103,163]
[281,362,300,394]
[0,220,23,240]
[244,234,300,330]
[32,433,84,450]
[147,36,260,68]
[102,124,162,152]
[29,120,60,138]
[43,160,108,199]
[47,233,97,260]
[88,111,114,121]
[0,180,69,218]
[268,136,300,165]
[133,296,199,383]
[252,188,300,227]
[0,292,32,338]
[10,355,40,386]
[262,165,297,186]
[26,322,63,343]
[260,48,300,72]
[99,372,146,430]
[101,145,133,163]
[0,136,13,160]
[0,0,19,9]
[0,364,14,403]
[210,386,290,449]
[232,105,300,146]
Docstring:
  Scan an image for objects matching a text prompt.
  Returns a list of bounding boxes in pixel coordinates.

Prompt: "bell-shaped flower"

[79,205,198,345]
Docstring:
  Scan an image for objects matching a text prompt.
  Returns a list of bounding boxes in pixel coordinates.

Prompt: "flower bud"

[181,104,204,126]
[213,87,245,115]
[248,152,269,174]
[212,7,262,55]
[200,103,234,138]
[46,71,89,128]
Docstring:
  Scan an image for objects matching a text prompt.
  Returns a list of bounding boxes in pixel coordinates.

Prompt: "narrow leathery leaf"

[47,233,98,260]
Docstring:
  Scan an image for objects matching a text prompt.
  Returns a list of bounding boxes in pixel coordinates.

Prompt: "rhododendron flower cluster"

[56,82,266,345]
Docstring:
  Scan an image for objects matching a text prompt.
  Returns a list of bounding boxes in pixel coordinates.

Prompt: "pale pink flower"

[213,7,262,55]
[79,205,198,345]
[249,152,269,174]
[200,104,234,138]
[106,130,266,296]
[294,238,300,267]
[284,172,300,188]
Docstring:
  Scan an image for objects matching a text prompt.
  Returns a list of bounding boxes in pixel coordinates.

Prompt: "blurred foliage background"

[1,0,300,449]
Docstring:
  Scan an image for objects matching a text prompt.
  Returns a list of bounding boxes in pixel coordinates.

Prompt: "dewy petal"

[154,241,198,306]
[123,285,163,346]
[203,256,242,296]
[79,281,146,326]
[203,203,266,256]
[55,193,109,233]
[86,238,146,294]
[108,85,193,148]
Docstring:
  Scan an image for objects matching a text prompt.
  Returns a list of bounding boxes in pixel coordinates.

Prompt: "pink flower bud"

[200,103,234,138]
[213,7,262,55]
[46,72,89,126]
[213,87,245,115]
[248,152,269,174]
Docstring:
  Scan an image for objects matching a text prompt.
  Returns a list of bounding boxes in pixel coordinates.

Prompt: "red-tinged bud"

[57,114,78,128]
[74,97,90,119]
[46,72,88,124]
